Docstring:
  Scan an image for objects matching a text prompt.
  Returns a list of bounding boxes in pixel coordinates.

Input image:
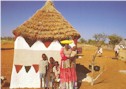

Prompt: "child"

[70,46,77,68]
[53,61,60,89]
[46,57,55,89]
[60,44,72,68]
[70,46,78,89]
[39,53,48,88]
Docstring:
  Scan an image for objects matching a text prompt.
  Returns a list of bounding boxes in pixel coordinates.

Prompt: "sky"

[1,1,126,40]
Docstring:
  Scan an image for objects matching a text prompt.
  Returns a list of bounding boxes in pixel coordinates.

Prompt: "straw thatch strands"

[13,1,80,47]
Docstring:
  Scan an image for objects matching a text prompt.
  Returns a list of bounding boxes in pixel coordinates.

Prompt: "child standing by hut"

[46,57,55,89]
[39,54,48,88]
[53,61,60,89]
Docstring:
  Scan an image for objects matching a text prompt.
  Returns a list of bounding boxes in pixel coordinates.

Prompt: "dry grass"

[1,42,126,89]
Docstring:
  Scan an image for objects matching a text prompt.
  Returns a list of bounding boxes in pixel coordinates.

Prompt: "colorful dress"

[60,47,77,89]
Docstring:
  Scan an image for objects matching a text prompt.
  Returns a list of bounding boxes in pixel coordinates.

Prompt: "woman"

[60,43,73,89]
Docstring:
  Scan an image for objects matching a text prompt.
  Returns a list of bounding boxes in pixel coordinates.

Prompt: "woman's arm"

[60,48,67,60]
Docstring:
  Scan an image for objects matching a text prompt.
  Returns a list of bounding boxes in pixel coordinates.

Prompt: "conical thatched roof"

[13,1,80,46]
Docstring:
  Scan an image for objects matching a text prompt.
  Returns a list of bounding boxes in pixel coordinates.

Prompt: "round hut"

[10,1,80,88]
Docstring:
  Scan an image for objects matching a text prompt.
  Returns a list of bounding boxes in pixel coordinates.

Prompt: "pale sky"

[1,1,126,40]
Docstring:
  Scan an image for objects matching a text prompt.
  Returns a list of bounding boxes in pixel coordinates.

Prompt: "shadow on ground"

[76,63,91,89]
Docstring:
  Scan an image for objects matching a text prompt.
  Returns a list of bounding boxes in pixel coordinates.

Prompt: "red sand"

[1,43,126,89]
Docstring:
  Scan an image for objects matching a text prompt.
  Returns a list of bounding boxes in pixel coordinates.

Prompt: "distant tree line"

[78,33,123,47]
[1,36,14,41]
[1,34,123,47]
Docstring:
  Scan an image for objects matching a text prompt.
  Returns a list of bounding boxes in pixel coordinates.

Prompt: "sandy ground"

[1,43,126,89]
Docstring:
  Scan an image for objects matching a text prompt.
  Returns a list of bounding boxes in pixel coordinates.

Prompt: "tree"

[93,33,107,46]
[90,33,107,86]
[108,34,122,46]
[79,38,87,44]
[88,39,96,45]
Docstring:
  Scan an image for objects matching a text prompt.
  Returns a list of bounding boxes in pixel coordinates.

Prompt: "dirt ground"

[1,43,126,89]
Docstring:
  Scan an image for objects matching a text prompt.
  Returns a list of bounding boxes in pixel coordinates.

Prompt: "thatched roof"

[13,1,80,45]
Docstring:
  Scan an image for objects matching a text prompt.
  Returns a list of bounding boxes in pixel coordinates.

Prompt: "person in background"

[39,53,48,89]
[114,44,120,59]
[97,46,103,57]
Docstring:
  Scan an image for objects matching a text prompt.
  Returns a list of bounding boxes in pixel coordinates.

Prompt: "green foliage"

[88,33,108,46]
[93,33,107,42]
[1,36,14,40]
[88,39,96,45]
[78,38,87,44]
[1,36,14,44]
[108,34,122,45]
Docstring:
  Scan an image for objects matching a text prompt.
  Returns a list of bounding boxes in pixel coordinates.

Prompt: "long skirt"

[60,60,77,89]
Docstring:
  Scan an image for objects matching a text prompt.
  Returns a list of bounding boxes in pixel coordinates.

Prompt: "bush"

[1,37,14,44]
